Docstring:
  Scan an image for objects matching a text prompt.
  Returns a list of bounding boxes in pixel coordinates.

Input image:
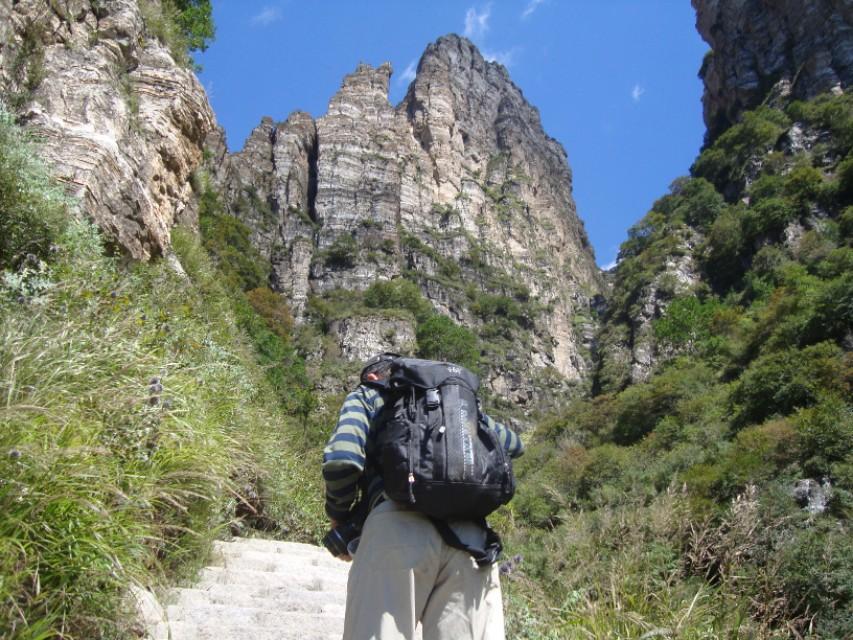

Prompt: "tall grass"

[0,105,324,637]
[500,491,788,639]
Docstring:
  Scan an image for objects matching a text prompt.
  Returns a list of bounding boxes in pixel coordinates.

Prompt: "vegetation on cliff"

[0,105,325,639]
[507,93,852,639]
[140,0,214,66]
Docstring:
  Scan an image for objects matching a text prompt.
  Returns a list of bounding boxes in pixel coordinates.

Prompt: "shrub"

[654,295,723,353]
[840,206,853,242]
[776,522,853,639]
[364,278,432,320]
[731,341,848,427]
[612,362,714,445]
[748,173,784,203]
[701,205,746,291]
[198,183,269,292]
[305,288,366,331]
[693,106,791,194]
[168,0,215,52]
[140,0,214,66]
[719,420,800,494]
[787,93,853,155]
[324,234,358,269]
[836,155,853,203]
[742,197,796,239]
[416,314,479,371]
[795,395,853,481]
[674,177,725,227]
[246,287,294,340]
[0,103,67,270]
[802,271,853,345]
[783,164,824,210]
[579,444,633,500]
[471,292,530,328]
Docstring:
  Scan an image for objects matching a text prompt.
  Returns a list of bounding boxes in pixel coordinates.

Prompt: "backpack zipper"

[407,408,417,504]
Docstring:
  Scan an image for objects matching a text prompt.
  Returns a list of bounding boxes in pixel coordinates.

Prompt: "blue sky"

[197,1,709,268]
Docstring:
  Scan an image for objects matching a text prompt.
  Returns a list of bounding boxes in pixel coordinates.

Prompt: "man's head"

[360,352,399,385]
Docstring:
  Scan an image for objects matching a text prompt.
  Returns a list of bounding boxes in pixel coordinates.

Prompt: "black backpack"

[366,357,515,564]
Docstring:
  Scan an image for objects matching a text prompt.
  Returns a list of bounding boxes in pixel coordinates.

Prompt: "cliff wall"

[212,35,604,403]
[693,0,853,141]
[0,0,215,260]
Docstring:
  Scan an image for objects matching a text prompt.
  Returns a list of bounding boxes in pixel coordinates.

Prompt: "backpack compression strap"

[428,517,503,567]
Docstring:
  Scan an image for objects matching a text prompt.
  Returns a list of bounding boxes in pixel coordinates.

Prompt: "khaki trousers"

[342,500,505,640]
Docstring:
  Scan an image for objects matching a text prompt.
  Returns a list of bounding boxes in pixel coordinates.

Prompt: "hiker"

[322,353,524,640]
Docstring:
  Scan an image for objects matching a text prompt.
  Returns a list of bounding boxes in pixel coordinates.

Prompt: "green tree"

[416,314,480,371]
[167,0,215,52]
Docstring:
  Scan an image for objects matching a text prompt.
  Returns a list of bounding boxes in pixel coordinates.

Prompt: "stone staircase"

[140,538,350,640]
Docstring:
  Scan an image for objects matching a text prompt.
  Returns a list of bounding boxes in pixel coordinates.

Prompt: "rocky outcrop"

[693,0,853,141]
[329,315,416,363]
[0,0,215,260]
[595,229,702,392]
[213,35,603,400]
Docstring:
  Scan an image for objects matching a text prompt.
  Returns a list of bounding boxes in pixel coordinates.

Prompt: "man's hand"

[329,519,352,562]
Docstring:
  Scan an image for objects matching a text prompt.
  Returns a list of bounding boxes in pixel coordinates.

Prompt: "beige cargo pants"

[342,500,505,640]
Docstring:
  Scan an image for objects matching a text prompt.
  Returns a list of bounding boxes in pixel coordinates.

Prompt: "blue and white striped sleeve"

[322,387,378,521]
[480,411,524,458]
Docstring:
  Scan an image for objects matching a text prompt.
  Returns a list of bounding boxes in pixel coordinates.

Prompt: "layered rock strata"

[0,0,215,260]
[213,34,603,400]
[693,0,853,141]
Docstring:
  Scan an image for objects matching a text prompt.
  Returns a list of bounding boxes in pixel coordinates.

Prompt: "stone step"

[196,565,348,592]
[170,584,346,613]
[166,602,343,628]
[170,585,346,614]
[168,620,341,640]
[214,538,333,558]
[212,545,346,573]
[144,539,354,640]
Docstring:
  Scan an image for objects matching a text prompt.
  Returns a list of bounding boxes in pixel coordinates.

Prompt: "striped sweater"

[322,384,524,522]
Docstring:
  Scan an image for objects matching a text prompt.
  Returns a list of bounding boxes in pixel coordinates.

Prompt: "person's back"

[322,354,524,640]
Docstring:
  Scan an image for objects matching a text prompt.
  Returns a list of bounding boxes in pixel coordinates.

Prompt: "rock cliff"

[693,0,853,141]
[0,0,215,260]
[595,1,853,393]
[211,35,603,403]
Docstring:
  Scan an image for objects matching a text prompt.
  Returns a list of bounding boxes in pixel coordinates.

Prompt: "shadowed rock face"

[0,0,215,260]
[214,34,604,399]
[694,0,853,141]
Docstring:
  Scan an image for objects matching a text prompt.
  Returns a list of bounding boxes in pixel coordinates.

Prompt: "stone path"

[143,538,350,640]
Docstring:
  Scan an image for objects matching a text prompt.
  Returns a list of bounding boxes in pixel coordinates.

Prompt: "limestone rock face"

[214,34,603,401]
[693,0,853,140]
[0,0,215,260]
[329,316,417,363]
[595,229,702,392]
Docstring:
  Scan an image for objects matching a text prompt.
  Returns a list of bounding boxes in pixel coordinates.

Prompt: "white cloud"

[464,4,491,39]
[631,84,646,103]
[483,47,518,67]
[522,0,545,19]
[397,59,417,86]
[602,259,618,271]
[250,6,282,27]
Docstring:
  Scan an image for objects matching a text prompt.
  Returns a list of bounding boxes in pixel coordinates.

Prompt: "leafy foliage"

[168,0,215,52]
[518,93,853,638]
[197,177,270,292]
[416,314,480,371]
[692,106,791,195]
[0,104,67,270]
[139,0,215,67]
[0,113,324,637]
